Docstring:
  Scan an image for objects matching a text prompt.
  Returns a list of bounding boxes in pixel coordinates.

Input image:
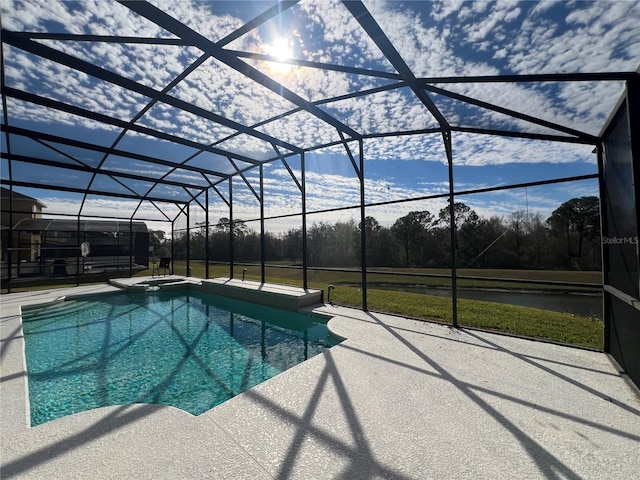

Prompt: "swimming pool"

[22,289,337,426]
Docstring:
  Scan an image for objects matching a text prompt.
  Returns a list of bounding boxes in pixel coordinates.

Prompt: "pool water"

[22,290,337,426]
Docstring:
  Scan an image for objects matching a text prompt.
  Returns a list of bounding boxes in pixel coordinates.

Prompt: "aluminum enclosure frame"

[1,1,639,353]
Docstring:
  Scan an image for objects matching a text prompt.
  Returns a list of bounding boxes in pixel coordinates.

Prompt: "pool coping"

[2,278,640,479]
[108,275,324,311]
[0,278,330,433]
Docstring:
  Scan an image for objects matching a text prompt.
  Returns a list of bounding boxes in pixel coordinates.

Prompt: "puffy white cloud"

[2,0,636,229]
[463,1,522,42]
[451,133,594,166]
[300,0,390,68]
[4,0,635,156]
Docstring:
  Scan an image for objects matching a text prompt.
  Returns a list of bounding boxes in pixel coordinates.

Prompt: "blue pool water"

[22,289,337,426]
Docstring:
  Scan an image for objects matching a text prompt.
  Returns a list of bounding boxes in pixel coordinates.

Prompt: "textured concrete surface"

[2,281,639,479]
[201,278,324,310]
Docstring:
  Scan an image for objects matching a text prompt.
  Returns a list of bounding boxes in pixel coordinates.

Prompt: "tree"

[435,203,480,268]
[167,197,600,272]
[332,220,358,267]
[547,196,600,263]
[507,210,528,255]
[189,226,207,260]
[215,217,249,238]
[281,228,303,263]
[358,216,400,267]
[359,216,380,266]
[437,202,479,229]
[459,215,509,268]
[307,222,333,266]
[523,213,550,268]
[236,230,260,262]
[149,229,170,258]
[391,210,435,267]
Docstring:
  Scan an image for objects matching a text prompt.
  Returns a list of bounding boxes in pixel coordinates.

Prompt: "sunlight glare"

[264,37,294,73]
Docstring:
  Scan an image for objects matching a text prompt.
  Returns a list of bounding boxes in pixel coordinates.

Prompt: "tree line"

[153,196,601,271]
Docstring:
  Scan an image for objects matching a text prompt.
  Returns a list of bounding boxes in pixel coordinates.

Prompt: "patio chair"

[158,257,171,276]
[52,259,67,276]
[152,257,171,277]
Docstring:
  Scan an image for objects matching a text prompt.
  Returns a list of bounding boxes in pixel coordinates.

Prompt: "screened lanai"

[1,1,639,387]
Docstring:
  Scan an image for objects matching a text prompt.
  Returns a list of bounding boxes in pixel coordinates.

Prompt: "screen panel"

[601,87,640,390]
[602,103,639,299]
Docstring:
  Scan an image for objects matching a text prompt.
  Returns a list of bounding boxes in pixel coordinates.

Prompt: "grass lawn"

[1,261,603,350]
[184,262,604,350]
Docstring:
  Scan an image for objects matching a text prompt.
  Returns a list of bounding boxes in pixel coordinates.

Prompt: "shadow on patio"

[2,303,639,479]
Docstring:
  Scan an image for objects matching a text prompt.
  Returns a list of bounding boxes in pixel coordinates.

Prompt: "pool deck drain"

[2,279,639,479]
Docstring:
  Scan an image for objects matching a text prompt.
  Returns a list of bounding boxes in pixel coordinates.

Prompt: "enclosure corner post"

[129,218,133,278]
[359,139,368,311]
[229,178,234,280]
[205,189,210,280]
[301,152,308,290]
[444,130,458,327]
[260,164,265,283]
[76,215,81,286]
[186,202,190,276]
[595,141,609,352]
[171,219,175,275]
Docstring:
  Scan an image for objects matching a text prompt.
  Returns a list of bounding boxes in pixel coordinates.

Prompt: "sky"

[1,0,639,234]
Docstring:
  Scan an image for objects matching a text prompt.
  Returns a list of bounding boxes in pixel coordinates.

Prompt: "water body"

[22,290,337,426]
[370,284,603,319]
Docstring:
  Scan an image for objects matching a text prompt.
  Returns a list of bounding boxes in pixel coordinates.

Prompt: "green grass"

[2,261,603,350]
[370,267,602,283]
[175,262,600,287]
[318,284,602,350]
[180,261,602,350]
[229,264,601,292]
[0,269,149,293]
[356,267,601,292]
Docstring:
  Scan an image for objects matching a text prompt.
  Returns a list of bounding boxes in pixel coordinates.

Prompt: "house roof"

[0,187,47,208]
[12,218,148,233]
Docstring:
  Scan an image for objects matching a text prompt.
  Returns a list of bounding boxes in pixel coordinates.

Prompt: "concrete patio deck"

[1,281,639,479]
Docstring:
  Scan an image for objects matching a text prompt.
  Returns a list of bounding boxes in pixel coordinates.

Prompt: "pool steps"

[20,295,67,311]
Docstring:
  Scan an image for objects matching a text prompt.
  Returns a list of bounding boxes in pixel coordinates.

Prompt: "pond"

[370,284,602,319]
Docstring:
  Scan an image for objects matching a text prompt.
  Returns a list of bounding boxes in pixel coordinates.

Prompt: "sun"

[263,37,294,73]
[265,37,293,61]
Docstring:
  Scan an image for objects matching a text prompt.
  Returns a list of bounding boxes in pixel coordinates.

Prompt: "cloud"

[462,1,522,43]
[38,194,182,225]
[325,87,441,136]
[2,0,636,232]
[509,1,640,73]
[431,0,467,21]
[458,176,600,222]
[4,45,152,121]
[368,2,466,77]
[451,133,595,166]
[299,0,392,69]
[4,0,635,158]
